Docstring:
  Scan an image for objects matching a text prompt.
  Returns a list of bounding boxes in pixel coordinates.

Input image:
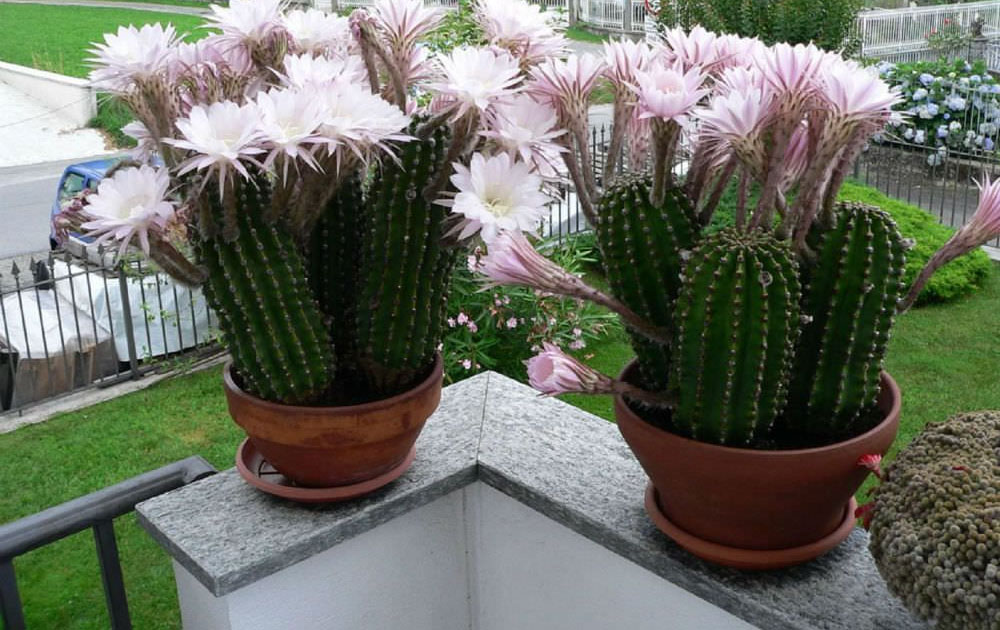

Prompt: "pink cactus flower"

[478,230,571,290]
[819,59,901,125]
[430,47,522,120]
[281,53,367,90]
[529,54,607,126]
[80,165,176,257]
[661,25,723,72]
[254,88,327,176]
[88,23,177,92]
[483,96,566,178]
[962,174,1000,243]
[632,62,708,126]
[315,81,412,157]
[603,38,652,89]
[440,153,551,242]
[283,9,352,55]
[857,453,884,479]
[525,342,611,396]
[166,100,266,186]
[206,0,285,45]
[372,0,445,50]
[755,42,825,101]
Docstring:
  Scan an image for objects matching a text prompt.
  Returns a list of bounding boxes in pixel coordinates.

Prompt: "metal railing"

[0,247,218,416]
[0,456,216,630]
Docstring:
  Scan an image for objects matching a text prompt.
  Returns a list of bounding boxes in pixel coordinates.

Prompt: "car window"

[59,173,87,202]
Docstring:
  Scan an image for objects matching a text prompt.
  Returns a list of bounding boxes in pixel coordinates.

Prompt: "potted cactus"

[56,0,572,496]
[476,28,1000,567]
[863,412,1000,629]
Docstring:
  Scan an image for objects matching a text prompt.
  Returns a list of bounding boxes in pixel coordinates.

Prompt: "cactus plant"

[68,0,574,410]
[671,229,800,444]
[786,202,907,436]
[476,28,1000,454]
[595,175,698,391]
[867,412,1000,630]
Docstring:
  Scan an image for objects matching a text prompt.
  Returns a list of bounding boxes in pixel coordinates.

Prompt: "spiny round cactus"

[869,411,1000,630]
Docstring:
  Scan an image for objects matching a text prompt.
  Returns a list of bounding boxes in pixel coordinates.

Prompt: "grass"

[0,3,207,146]
[0,4,206,78]
[0,366,239,630]
[94,0,214,7]
[565,25,609,44]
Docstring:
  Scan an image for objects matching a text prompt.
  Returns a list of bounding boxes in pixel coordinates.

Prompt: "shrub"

[875,58,1000,162]
[838,182,993,305]
[660,0,862,53]
[442,233,620,383]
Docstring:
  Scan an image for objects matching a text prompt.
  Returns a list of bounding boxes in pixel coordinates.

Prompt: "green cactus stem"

[308,176,366,366]
[355,126,456,396]
[196,179,334,404]
[786,202,906,436]
[595,174,698,391]
[670,228,801,446]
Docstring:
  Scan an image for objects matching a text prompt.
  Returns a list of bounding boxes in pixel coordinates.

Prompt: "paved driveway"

[0,80,111,168]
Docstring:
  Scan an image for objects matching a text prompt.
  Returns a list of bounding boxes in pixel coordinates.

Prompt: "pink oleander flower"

[88,23,177,91]
[430,47,522,120]
[255,88,327,176]
[526,342,612,396]
[281,53,368,90]
[819,59,901,125]
[283,9,352,55]
[81,165,176,257]
[529,53,607,132]
[316,82,411,158]
[373,0,445,51]
[207,0,284,44]
[483,96,566,178]
[441,153,551,241]
[633,62,708,125]
[756,42,825,103]
[603,38,652,90]
[166,100,266,185]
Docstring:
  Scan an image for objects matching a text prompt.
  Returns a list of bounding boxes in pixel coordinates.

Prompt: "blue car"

[49,157,121,249]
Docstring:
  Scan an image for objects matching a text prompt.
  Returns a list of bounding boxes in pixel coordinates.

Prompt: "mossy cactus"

[670,228,801,445]
[787,202,907,435]
[869,411,1000,630]
[594,175,698,391]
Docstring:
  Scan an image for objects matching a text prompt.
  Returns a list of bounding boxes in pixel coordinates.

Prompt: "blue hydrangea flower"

[903,127,915,140]
[925,103,939,117]
[937,125,949,138]
[914,130,926,144]
[987,137,996,151]
[927,152,943,166]
[912,88,928,101]
[971,75,982,83]
[919,73,935,86]
[946,95,966,111]
[944,112,951,120]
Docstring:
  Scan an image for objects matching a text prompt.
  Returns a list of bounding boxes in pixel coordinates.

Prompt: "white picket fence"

[856,0,1000,61]
[329,0,649,34]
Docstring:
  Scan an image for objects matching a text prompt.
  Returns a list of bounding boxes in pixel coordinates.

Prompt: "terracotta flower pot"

[615,360,900,569]
[223,356,442,489]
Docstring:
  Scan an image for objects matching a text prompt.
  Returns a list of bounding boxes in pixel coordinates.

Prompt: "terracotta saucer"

[644,483,858,570]
[235,439,416,503]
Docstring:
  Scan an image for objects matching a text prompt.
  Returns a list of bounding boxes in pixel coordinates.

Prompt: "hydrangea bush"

[876,59,1000,164]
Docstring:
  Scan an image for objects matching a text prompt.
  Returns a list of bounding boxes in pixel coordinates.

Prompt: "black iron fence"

[0,456,216,630]
[544,123,1000,249]
[0,246,219,417]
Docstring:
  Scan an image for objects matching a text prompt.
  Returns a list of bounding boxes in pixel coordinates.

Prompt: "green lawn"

[0,367,238,630]
[565,24,609,44]
[0,4,206,78]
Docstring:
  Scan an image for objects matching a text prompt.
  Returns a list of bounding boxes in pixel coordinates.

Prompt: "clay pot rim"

[223,353,443,415]
[615,359,901,457]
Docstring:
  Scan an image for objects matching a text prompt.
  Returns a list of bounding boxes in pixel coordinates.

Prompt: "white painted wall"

[174,484,757,629]
[0,61,97,128]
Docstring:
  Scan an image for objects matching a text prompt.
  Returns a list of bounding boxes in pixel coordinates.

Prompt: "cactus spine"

[670,229,801,445]
[595,175,698,390]
[356,125,456,394]
[196,180,334,404]
[786,202,906,434]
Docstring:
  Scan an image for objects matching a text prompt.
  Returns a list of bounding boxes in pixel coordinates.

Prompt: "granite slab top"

[137,372,925,630]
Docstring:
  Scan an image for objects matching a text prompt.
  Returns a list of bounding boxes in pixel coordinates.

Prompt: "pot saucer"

[236,439,416,503]
[644,483,857,570]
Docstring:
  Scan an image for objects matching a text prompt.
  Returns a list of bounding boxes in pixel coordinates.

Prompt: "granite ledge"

[137,371,926,630]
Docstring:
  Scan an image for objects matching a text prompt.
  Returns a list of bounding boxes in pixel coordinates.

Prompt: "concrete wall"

[0,61,96,128]
[173,483,754,630]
